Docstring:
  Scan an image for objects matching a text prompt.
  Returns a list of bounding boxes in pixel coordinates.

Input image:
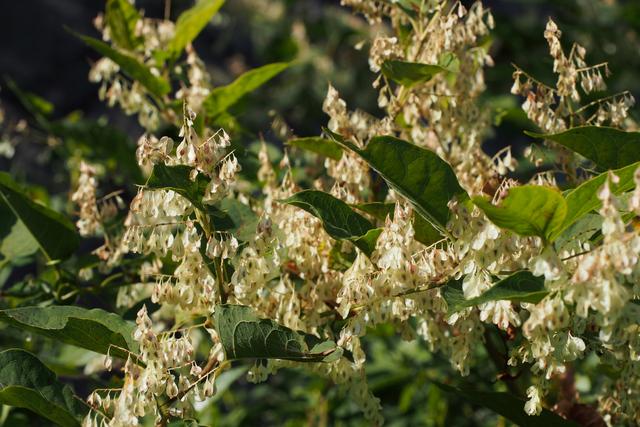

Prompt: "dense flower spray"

[72,1,640,426]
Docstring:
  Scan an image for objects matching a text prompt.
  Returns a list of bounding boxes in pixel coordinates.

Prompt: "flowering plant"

[1,0,640,426]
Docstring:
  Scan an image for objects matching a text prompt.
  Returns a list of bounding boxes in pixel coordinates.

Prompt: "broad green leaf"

[473,185,567,242]
[413,213,443,246]
[0,173,79,262]
[352,202,395,221]
[203,62,289,119]
[168,0,225,59]
[554,161,640,240]
[281,190,379,256]
[105,0,141,50]
[286,137,343,161]
[331,134,468,233]
[0,349,86,427]
[76,34,171,97]
[437,383,580,427]
[526,126,640,169]
[146,164,208,210]
[0,211,39,265]
[0,306,137,359]
[444,271,547,314]
[214,304,342,362]
[218,198,258,242]
[381,60,449,87]
[554,214,602,253]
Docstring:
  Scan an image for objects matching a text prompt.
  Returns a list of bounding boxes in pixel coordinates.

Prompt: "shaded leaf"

[168,0,225,59]
[218,198,259,242]
[203,62,289,119]
[352,202,443,245]
[287,137,343,161]
[526,126,640,169]
[352,202,395,221]
[554,161,640,240]
[413,213,443,246]
[444,271,547,314]
[0,349,86,427]
[437,383,580,427]
[105,0,141,50]
[281,190,379,256]
[214,304,341,362]
[473,185,566,242]
[331,133,468,233]
[146,163,208,210]
[0,173,79,262]
[381,60,449,87]
[0,306,137,359]
[75,34,170,97]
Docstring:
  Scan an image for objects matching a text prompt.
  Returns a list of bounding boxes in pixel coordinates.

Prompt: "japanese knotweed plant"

[2,0,640,426]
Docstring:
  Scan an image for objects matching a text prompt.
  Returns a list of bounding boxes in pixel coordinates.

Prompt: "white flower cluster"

[81,1,640,425]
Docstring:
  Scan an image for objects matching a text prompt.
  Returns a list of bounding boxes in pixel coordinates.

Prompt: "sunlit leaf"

[473,185,566,242]
[203,62,289,119]
[554,161,640,240]
[168,0,225,59]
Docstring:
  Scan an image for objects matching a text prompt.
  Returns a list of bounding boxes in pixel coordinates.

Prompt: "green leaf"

[331,134,468,233]
[147,164,208,210]
[413,213,443,246]
[75,34,171,97]
[0,349,86,427]
[381,60,449,87]
[105,0,141,50]
[555,161,640,240]
[526,126,640,169]
[0,173,79,262]
[203,62,289,119]
[352,202,395,221]
[218,198,259,242]
[473,185,567,242]
[168,0,225,59]
[444,271,547,314]
[281,190,379,256]
[286,137,343,161]
[0,306,137,359]
[214,304,342,362]
[437,383,580,427]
